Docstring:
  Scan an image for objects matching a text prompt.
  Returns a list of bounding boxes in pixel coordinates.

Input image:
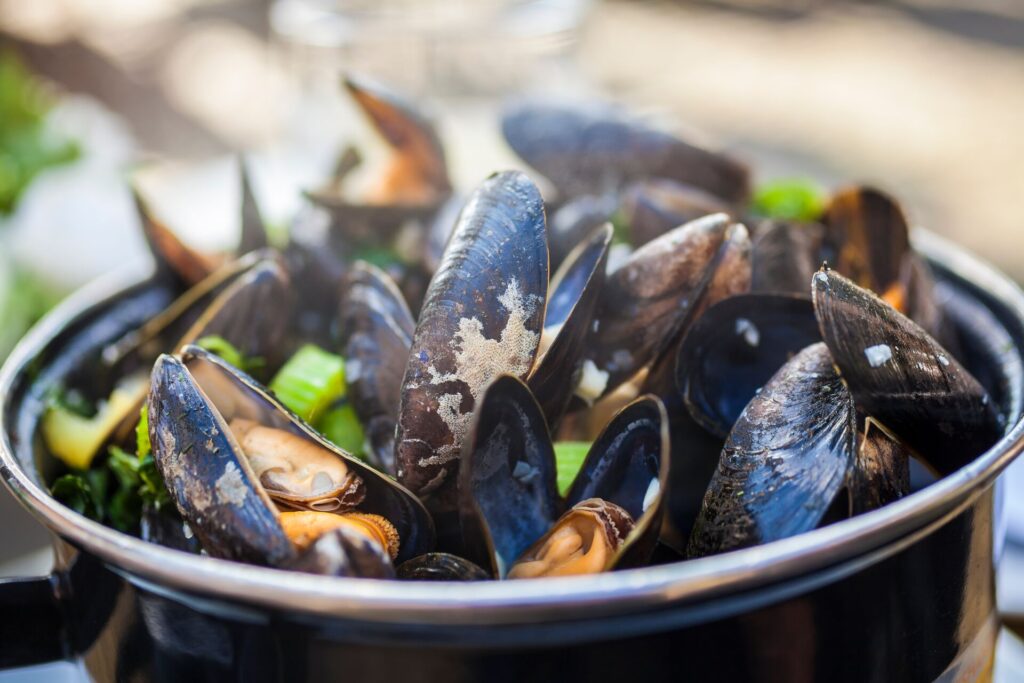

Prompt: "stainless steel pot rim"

[2,230,1023,625]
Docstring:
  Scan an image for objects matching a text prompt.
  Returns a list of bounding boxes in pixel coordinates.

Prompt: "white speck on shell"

[864,344,893,368]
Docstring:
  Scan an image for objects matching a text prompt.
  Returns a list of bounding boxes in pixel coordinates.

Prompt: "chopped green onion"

[751,179,826,222]
[269,344,346,424]
[554,441,591,497]
[316,402,366,459]
[196,335,245,370]
[136,403,151,460]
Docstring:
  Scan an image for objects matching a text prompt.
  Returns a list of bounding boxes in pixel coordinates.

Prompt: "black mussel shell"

[149,353,296,566]
[501,100,749,204]
[812,269,1003,475]
[850,420,910,515]
[397,171,548,497]
[287,526,396,579]
[340,262,415,475]
[395,553,490,581]
[586,214,735,395]
[676,293,821,438]
[621,179,732,248]
[459,375,561,578]
[688,343,856,558]
[750,220,824,295]
[177,258,292,373]
[565,395,669,568]
[547,194,617,270]
[103,250,271,374]
[529,224,612,429]
[151,346,435,564]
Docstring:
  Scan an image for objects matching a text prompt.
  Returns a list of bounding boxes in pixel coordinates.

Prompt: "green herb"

[269,344,346,423]
[0,51,80,215]
[316,401,366,459]
[554,441,591,497]
[609,210,632,246]
[50,473,102,520]
[751,179,826,222]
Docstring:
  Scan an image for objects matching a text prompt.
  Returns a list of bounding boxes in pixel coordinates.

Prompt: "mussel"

[459,375,669,578]
[149,346,434,571]
[501,100,750,204]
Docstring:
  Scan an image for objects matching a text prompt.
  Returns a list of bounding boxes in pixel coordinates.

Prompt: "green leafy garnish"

[751,179,826,222]
[50,472,103,520]
[351,245,402,270]
[269,344,346,423]
[0,51,80,215]
[554,441,591,497]
[316,401,366,459]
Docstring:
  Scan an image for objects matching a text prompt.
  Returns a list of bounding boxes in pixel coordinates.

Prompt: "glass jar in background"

[268,0,597,191]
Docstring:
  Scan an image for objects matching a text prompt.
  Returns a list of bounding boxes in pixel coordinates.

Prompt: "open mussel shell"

[500,100,749,204]
[103,249,273,374]
[306,76,450,233]
[585,213,735,395]
[528,224,612,429]
[750,220,824,295]
[564,395,669,569]
[458,375,561,578]
[340,262,415,475]
[149,346,435,566]
[687,343,856,558]
[812,269,1003,475]
[91,256,291,465]
[459,376,670,578]
[396,170,548,497]
[342,74,451,204]
[676,293,821,439]
[287,526,396,579]
[395,553,490,581]
[821,186,910,300]
[620,178,732,248]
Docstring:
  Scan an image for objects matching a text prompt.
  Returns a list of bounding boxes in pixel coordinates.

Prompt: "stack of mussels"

[45,78,1007,581]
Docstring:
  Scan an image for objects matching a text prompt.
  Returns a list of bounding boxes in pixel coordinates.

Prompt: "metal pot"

[2,231,1023,682]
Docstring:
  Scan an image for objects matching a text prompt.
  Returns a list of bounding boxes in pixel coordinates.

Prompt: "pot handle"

[0,573,67,668]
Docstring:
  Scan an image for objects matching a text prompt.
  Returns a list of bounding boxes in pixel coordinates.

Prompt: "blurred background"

[0,0,1022,633]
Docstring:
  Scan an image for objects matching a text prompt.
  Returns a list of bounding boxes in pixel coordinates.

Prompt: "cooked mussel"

[339,261,416,475]
[307,76,451,236]
[687,343,855,557]
[676,293,821,438]
[459,375,668,578]
[586,214,749,397]
[501,100,749,204]
[750,219,823,295]
[396,171,548,498]
[286,524,396,579]
[812,268,1002,475]
[149,346,434,567]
